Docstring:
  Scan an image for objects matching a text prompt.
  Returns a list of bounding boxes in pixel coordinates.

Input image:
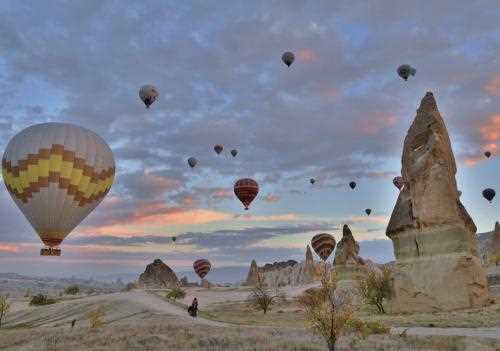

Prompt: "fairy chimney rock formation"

[386,92,490,313]
[138,259,179,289]
[334,225,364,266]
[492,222,500,256]
[245,259,259,285]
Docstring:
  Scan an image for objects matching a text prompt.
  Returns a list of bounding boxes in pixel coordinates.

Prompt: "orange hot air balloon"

[234,178,259,210]
[193,259,211,279]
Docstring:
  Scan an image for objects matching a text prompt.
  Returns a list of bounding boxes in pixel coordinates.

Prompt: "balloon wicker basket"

[40,247,61,256]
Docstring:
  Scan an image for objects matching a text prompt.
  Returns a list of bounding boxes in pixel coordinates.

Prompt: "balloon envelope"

[482,188,496,203]
[231,149,238,157]
[282,51,295,67]
[311,233,336,261]
[187,157,198,168]
[349,181,356,190]
[234,178,259,210]
[310,178,316,185]
[193,259,211,279]
[365,208,372,216]
[172,236,177,243]
[2,123,115,256]
[214,144,223,155]
[139,85,159,108]
[393,176,404,190]
[397,64,416,81]
[485,151,491,158]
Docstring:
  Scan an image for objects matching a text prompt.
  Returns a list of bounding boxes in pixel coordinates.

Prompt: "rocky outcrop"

[334,225,364,266]
[386,92,490,313]
[493,222,500,256]
[245,246,319,286]
[138,259,179,289]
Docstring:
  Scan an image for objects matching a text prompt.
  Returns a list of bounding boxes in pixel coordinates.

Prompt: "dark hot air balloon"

[349,181,356,190]
[193,259,211,279]
[172,236,177,243]
[311,233,336,261]
[187,157,198,168]
[310,178,316,185]
[214,144,223,155]
[393,176,404,190]
[482,188,496,203]
[397,64,416,81]
[231,149,238,157]
[234,178,259,210]
[365,208,372,216]
[282,51,295,67]
[485,151,491,158]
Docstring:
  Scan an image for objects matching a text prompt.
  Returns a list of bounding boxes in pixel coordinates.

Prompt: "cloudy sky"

[0,1,499,281]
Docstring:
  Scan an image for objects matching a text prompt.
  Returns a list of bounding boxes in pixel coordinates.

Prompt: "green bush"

[345,318,389,338]
[64,285,80,295]
[166,287,186,300]
[30,294,56,306]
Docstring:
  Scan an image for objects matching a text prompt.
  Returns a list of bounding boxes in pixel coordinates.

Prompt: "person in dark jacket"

[188,297,198,317]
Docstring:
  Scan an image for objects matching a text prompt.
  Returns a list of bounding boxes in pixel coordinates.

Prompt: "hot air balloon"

[365,208,372,216]
[187,157,198,168]
[310,178,316,185]
[311,233,336,261]
[393,176,404,190]
[139,85,159,108]
[234,178,259,210]
[482,188,496,203]
[485,151,491,158]
[231,149,238,157]
[2,123,115,256]
[172,236,177,243]
[349,181,356,190]
[193,259,211,279]
[214,144,223,155]
[282,51,295,67]
[397,64,416,81]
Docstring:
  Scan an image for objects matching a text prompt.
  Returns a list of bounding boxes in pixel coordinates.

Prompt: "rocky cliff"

[245,245,319,286]
[138,259,179,289]
[386,92,490,313]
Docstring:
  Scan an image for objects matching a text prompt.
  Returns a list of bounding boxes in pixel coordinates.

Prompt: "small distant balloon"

[349,181,357,190]
[282,51,295,67]
[397,64,416,81]
[214,144,223,155]
[393,176,404,190]
[172,236,177,243]
[365,208,372,216]
[482,188,496,203]
[231,149,238,157]
[485,151,491,158]
[139,85,159,108]
[187,157,198,168]
[310,178,316,185]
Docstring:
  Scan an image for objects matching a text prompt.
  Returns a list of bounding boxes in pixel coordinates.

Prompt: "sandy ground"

[391,327,500,340]
[178,282,320,308]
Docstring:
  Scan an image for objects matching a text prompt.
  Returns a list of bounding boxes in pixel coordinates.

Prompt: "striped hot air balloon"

[2,123,115,256]
[193,259,211,279]
[234,178,259,210]
[311,233,336,261]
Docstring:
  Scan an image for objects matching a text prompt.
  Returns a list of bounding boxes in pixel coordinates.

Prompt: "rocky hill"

[138,259,179,288]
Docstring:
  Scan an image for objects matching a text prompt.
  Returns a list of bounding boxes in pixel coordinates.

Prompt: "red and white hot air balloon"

[193,259,211,280]
[234,178,259,210]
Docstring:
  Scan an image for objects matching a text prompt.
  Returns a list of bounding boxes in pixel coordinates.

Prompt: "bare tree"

[357,266,392,314]
[0,295,11,328]
[299,273,353,351]
[247,274,284,314]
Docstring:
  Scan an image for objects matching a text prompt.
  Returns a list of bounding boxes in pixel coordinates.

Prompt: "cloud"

[484,75,500,95]
[261,194,280,203]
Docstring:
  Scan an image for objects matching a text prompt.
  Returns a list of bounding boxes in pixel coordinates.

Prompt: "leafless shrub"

[42,335,60,351]
[0,295,10,328]
[298,273,354,351]
[247,274,284,314]
[86,306,106,328]
[357,266,392,314]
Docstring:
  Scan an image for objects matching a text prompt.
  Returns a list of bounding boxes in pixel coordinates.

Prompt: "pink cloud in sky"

[297,48,318,62]
[356,113,399,136]
[464,115,500,166]
[0,243,21,253]
[484,75,500,95]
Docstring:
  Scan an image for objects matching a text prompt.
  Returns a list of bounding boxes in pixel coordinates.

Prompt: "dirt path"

[391,327,500,340]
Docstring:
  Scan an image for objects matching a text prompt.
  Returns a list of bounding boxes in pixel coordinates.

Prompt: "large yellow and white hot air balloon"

[2,123,115,256]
